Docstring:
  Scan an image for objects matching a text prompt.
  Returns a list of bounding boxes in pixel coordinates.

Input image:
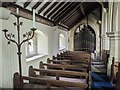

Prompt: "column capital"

[106,31,120,38]
[101,34,108,38]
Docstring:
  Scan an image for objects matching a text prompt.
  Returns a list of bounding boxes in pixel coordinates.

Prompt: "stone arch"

[68,14,100,53]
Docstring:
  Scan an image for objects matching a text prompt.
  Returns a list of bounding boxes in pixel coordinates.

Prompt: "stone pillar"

[106,32,115,75]
[106,1,119,76]
[101,10,109,50]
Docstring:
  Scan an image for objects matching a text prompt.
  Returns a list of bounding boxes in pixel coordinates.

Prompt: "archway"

[59,33,65,50]
[74,24,96,53]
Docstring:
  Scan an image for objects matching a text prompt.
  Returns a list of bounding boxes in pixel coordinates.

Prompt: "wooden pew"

[101,50,109,71]
[53,52,91,66]
[111,57,120,83]
[53,55,90,63]
[52,51,91,73]
[110,58,120,90]
[13,72,88,90]
[38,61,91,88]
[52,51,91,78]
[47,58,89,68]
[114,63,120,90]
[58,52,91,61]
[54,51,91,86]
[29,65,89,84]
[39,61,88,72]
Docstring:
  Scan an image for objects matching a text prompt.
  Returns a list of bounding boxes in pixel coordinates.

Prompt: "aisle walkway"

[91,60,113,90]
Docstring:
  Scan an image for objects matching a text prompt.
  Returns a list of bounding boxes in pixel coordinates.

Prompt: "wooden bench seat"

[13,72,88,90]
[39,61,88,72]
[29,66,89,80]
[47,58,89,68]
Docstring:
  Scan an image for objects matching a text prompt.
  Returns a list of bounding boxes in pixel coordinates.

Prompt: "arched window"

[26,33,37,58]
[37,30,48,55]
[26,30,48,61]
[59,33,65,50]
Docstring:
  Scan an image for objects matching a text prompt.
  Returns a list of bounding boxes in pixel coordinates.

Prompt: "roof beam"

[47,2,65,19]
[54,2,81,25]
[53,2,76,23]
[8,3,68,31]
[66,11,81,27]
[43,2,59,16]
[9,3,54,25]
[61,8,79,24]
[69,3,100,30]
[38,2,51,14]
[80,4,85,16]
[51,2,72,20]
[1,2,11,7]
[32,1,42,9]
[24,0,32,8]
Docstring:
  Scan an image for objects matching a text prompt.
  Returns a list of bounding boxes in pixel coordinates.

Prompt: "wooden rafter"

[80,4,85,16]
[47,2,65,19]
[24,0,32,8]
[53,2,76,23]
[5,1,102,31]
[54,2,81,25]
[9,3,68,30]
[61,8,80,24]
[43,2,59,16]
[1,2,11,7]
[57,3,80,23]
[66,11,80,27]
[51,2,71,20]
[32,1,42,9]
[69,3,100,30]
[9,3,53,25]
[38,2,51,14]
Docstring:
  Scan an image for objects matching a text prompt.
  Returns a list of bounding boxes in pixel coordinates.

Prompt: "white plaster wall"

[0,19,2,88]
[68,14,100,54]
[52,27,68,55]
[1,14,68,88]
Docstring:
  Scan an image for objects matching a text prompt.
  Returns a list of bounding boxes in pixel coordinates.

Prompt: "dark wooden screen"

[74,25,96,53]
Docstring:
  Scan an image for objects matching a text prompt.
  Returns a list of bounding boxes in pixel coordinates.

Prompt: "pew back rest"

[39,61,88,72]
[13,72,88,89]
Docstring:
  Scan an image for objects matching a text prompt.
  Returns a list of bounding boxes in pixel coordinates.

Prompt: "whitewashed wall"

[0,19,2,88]
[1,14,68,88]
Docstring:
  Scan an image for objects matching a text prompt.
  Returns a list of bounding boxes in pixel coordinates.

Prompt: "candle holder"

[2,13,36,88]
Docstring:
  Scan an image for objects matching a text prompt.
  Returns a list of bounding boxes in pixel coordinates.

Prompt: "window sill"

[26,54,48,62]
[59,48,65,51]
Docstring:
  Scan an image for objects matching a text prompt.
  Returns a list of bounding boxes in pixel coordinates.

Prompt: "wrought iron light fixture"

[2,8,36,88]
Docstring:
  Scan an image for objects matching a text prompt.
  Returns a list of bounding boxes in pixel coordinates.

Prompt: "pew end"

[13,72,23,89]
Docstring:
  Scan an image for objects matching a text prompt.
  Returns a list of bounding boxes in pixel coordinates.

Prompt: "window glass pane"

[29,39,34,53]
[26,33,38,57]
